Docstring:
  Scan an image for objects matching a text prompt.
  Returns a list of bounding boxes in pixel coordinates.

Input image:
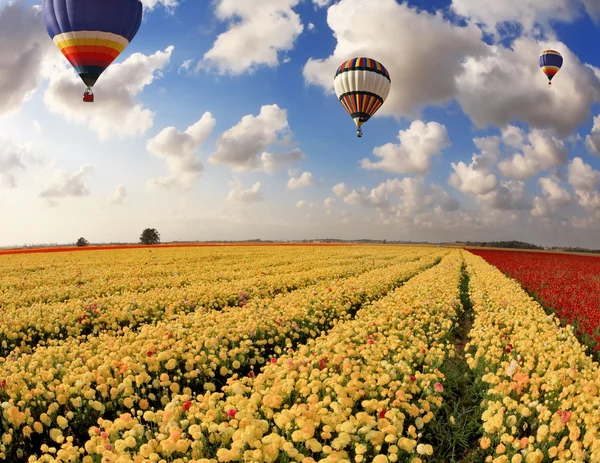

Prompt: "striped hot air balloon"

[539,50,563,86]
[41,0,143,103]
[334,57,391,138]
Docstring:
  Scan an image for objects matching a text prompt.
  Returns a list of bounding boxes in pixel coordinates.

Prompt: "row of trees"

[76,228,161,247]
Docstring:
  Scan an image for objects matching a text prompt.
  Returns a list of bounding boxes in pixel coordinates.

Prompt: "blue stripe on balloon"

[539,53,563,68]
[42,0,143,42]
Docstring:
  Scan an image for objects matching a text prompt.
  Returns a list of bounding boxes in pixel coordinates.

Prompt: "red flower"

[1,379,5,389]
[379,409,387,419]
[319,359,327,370]
[270,358,277,364]
[409,375,416,382]
[227,409,237,417]
[184,400,191,411]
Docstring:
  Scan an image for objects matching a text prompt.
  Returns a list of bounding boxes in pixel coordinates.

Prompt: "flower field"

[0,245,599,462]
[468,249,600,353]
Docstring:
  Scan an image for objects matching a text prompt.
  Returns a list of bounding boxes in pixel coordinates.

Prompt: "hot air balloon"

[539,50,563,85]
[41,0,143,103]
[334,57,391,138]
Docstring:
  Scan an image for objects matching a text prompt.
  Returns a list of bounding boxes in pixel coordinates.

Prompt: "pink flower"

[434,382,444,393]
[368,339,374,344]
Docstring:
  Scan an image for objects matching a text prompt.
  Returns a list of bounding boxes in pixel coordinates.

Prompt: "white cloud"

[457,37,600,138]
[340,178,404,209]
[44,46,174,141]
[287,172,316,189]
[147,112,216,190]
[448,134,533,212]
[497,127,568,180]
[296,200,306,208]
[110,185,127,205]
[332,182,350,197]
[450,0,589,35]
[303,0,486,118]
[324,197,335,215]
[312,0,331,7]
[199,0,303,75]
[178,59,194,74]
[0,134,36,188]
[361,120,450,175]
[0,2,57,116]
[568,157,600,192]
[227,179,264,203]
[208,104,303,173]
[39,164,94,202]
[140,0,179,11]
[584,114,600,156]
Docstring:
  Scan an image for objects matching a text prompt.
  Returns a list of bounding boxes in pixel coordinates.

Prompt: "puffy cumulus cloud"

[448,134,533,212]
[361,120,450,175]
[39,164,94,204]
[450,0,589,35]
[287,172,316,189]
[323,197,335,215]
[531,177,572,218]
[44,46,174,141]
[497,126,568,179]
[208,104,304,173]
[304,0,486,118]
[146,112,216,191]
[457,37,600,138]
[0,134,37,188]
[584,114,600,156]
[567,157,600,213]
[199,0,303,75]
[333,177,462,228]
[567,157,600,192]
[312,0,332,7]
[296,200,306,208]
[227,179,264,203]
[332,183,350,197]
[110,185,127,205]
[0,2,57,116]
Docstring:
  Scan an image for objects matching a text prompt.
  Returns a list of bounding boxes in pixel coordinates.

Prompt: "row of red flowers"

[468,249,600,352]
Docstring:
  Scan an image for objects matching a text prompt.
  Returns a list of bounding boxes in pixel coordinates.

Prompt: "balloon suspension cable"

[356,127,363,138]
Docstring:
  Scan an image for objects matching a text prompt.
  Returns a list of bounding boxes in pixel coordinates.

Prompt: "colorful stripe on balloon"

[338,91,384,122]
[52,31,128,74]
[335,57,391,81]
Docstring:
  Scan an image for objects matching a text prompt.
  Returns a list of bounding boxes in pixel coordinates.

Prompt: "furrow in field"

[70,251,465,463]
[463,251,600,463]
[0,250,423,357]
[0,250,446,461]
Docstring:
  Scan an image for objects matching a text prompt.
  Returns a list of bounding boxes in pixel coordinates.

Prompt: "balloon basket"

[83,94,94,103]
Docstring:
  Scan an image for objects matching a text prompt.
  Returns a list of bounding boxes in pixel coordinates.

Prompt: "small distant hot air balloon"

[539,50,563,86]
[41,0,143,103]
[334,57,391,138]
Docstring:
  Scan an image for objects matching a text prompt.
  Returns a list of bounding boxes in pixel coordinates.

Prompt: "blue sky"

[1,0,600,247]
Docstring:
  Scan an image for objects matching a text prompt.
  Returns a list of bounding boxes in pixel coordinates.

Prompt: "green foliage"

[76,237,89,247]
[140,228,160,245]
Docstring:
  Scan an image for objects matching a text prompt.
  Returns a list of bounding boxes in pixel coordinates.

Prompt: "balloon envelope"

[42,0,143,89]
[539,49,563,84]
[334,57,391,135]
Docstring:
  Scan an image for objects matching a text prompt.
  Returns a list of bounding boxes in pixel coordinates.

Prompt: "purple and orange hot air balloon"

[41,0,143,103]
[539,50,563,86]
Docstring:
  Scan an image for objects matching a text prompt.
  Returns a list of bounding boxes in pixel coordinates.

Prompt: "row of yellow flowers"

[28,250,465,463]
[463,252,600,463]
[0,249,446,461]
[1,247,403,310]
[1,249,421,357]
